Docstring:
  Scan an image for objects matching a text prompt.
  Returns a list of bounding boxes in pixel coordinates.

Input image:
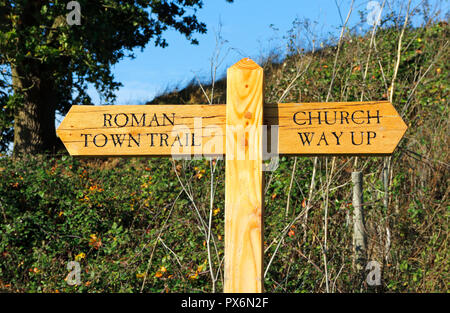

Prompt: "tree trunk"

[12,64,58,156]
[11,1,60,156]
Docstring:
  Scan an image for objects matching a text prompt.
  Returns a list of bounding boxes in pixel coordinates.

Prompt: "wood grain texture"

[269,101,408,155]
[56,104,226,156]
[224,58,263,293]
[57,101,406,157]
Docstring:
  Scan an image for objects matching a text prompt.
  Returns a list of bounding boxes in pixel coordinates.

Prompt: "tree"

[0,0,233,155]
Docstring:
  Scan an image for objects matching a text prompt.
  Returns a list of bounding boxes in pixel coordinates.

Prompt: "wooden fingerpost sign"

[225,59,264,292]
[57,58,408,293]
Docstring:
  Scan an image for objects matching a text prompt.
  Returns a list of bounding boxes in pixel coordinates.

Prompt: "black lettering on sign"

[296,131,377,146]
[317,132,329,146]
[128,133,140,147]
[324,111,337,125]
[147,133,157,146]
[78,131,212,149]
[81,134,92,147]
[351,111,365,124]
[103,113,176,128]
[81,133,141,147]
[114,113,129,127]
[171,134,182,147]
[298,132,314,145]
[350,110,381,124]
[111,134,126,147]
[308,111,322,125]
[169,133,200,147]
[331,131,343,145]
[367,131,376,145]
[367,110,380,124]
[350,131,377,145]
[131,113,145,127]
[351,132,364,145]
[292,110,381,126]
[93,134,108,147]
[163,113,175,126]
[144,132,201,147]
[192,133,201,147]
[293,111,306,125]
[160,133,169,146]
[103,114,112,127]
[340,111,349,124]
[149,114,160,127]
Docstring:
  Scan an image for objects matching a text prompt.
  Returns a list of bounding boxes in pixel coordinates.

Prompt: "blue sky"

[87,0,448,105]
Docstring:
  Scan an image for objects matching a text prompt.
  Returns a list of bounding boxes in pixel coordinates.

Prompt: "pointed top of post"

[229,58,261,70]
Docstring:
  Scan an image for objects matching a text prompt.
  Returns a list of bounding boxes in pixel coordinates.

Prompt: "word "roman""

[103,113,176,127]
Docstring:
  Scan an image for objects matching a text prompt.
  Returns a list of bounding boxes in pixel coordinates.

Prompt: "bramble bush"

[0,155,226,292]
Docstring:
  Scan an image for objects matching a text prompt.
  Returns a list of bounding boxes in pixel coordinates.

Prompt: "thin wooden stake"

[383,158,390,210]
[352,171,366,270]
[224,58,263,293]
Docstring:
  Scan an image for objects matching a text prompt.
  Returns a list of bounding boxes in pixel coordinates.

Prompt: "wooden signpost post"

[57,58,407,293]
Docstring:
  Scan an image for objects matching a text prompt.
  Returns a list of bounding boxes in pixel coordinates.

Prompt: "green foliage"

[0,0,234,152]
[0,17,448,293]
[0,155,224,292]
